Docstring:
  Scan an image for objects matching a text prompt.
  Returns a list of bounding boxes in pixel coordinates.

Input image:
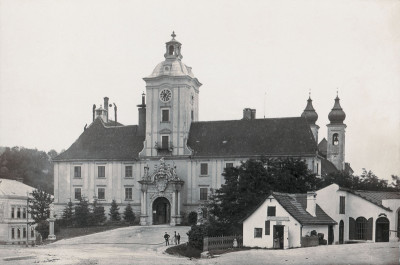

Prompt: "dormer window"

[333,133,339,145]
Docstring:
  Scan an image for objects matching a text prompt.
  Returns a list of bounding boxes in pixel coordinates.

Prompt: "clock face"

[159,89,172,103]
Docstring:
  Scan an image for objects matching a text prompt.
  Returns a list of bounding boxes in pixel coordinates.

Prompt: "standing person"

[164,232,170,246]
[173,231,177,245]
[177,233,181,244]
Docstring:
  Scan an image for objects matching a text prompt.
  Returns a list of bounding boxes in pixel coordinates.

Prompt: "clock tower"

[139,32,202,157]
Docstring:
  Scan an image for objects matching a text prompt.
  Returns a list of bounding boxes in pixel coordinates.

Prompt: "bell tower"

[327,94,346,170]
[139,32,202,157]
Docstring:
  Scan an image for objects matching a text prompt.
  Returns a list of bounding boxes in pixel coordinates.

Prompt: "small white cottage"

[241,191,336,249]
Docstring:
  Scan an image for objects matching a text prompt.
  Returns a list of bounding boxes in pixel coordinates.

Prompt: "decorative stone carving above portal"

[140,158,183,192]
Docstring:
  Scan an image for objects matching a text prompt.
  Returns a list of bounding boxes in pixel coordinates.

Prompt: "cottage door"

[273,225,284,249]
[339,220,344,244]
[375,217,390,242]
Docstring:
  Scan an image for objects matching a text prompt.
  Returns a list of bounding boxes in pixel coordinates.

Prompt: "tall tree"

[123,203,135,224]
[74,196,90,227]
[109,199,121,221]
[28,187,54,224]
[90,199,106,225]
[61,200,74,227]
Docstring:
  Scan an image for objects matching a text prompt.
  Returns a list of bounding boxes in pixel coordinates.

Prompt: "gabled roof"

[241,192,336,225]
[0,178,35,197]
[54,118,145,161]
[273,192,337,225]
[321,158,338,176]
[187,117,318,157]
[339,187,400,212]
[318,138,327,158]
[103,119,124,127]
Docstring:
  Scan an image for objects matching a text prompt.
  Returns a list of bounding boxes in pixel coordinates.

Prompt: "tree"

[90,199,106,225]
[61,200,74,227]
[391,175,400,191]
[74,196,90,227]
[123,203,135,224]
[206,157,319,235]
[109,199,121,221]
[28,187,54,224]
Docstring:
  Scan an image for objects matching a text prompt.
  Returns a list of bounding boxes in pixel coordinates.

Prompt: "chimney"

[113,103,117,126]
[92,104,96,122]
[243,108,256,120]
[306,191,317,217]
[137,93,146,136]
[104,97,109,122]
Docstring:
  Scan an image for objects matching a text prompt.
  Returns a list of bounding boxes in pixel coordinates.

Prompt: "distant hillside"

[0,146,56,194]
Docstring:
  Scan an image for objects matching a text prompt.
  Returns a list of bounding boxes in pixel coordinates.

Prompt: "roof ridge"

[192,117,306,124]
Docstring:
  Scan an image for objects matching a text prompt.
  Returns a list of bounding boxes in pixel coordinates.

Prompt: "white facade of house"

[316,184,399,243]
[0,179,36,244]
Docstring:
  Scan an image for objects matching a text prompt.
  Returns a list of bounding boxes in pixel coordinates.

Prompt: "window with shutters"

[254,228,262,238]
[267,206,276,217]
[339,196,345,214]
[265,221,270,235]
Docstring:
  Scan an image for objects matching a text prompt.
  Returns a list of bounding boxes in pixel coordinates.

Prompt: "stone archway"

[152,197,171,225]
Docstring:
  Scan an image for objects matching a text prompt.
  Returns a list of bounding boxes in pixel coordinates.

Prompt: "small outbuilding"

[241,191,336,249]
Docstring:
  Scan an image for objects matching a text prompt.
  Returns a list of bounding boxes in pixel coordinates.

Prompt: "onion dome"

[328,96,346,124]
[301,96,318,124]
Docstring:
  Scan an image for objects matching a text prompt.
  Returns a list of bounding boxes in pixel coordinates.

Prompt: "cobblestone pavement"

[0,225,398,265]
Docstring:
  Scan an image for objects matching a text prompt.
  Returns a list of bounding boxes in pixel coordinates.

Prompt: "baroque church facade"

[53,33,349,225]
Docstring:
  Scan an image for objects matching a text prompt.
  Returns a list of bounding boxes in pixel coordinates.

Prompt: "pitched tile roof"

[339,187,400,211]
[0,178,35,197]
[273,192,337,225]
[318,138,327,158]
[54,118,144,161]
[187,117,318,157]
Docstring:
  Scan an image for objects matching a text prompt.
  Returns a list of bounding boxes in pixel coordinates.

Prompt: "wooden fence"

[203,235,243,252]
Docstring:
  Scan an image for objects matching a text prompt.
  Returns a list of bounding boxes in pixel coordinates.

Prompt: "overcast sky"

[0,0,399,181]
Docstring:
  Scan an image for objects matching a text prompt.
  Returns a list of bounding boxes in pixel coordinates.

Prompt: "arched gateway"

[138,158,184,226]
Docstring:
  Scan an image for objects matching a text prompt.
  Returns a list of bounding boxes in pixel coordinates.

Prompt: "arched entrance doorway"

[152,197,170,225]
[339,220,344,244]
[376,217,390,242]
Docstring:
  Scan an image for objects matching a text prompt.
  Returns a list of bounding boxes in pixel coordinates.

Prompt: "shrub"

[187,224,208,250]
[90,199,106,226]
[109,199,121,221]
[188,211,198,225]
[35,220,49,239]
[74,197,90,227]
[61,200,74,227]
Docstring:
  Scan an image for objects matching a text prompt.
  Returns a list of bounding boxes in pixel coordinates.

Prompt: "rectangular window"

[31,228,34,238]
[125,166,133,178]
[200,188,208,201]
[125,187,133,200]
[191,110,194,121]
[226,163,234,169]
[11,207,15,218]
[339,196,345,214]
[265,221,270,235]
[98,188,105,200]
[17,208,21,218]
[17,228,20,238]
[74,166,81,178]
[22,208,26,219]
[267,206,276,217]
[162,109,170,122]
[161,135,169,150]
[200,163,208,175]
[254,228,262,238]
[23,228,26,238]
[11,228,15,239]
[74,188,82,200]
[98,166,105,178]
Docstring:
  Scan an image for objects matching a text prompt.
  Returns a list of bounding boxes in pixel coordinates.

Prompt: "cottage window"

[74,188,82,200]
[74,166,81,178]
[98,166,105,178]
[200,163,208,176]
[339,196,345,214]
[125,187,133,200]
[125,166,133,178]
[254,228,262,238]
[265,221,270,235]
[267,206,276,217]
[200,188,208,201]
[98,188,105,200]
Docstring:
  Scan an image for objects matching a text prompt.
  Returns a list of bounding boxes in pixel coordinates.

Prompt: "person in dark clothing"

[177,233,181,244]
[164,232,170,246]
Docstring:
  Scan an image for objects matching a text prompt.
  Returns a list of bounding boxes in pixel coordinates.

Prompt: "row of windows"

[74,187,133,201]
[74,166,133,178]
[74,163,235,179]
[10,207,27,219]
[10,227,34,239]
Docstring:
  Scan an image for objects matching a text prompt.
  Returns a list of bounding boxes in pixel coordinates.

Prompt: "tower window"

[169,45,174,55]
[161,109,170,122]
[333,133,339,146]
[191,110,194,121]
